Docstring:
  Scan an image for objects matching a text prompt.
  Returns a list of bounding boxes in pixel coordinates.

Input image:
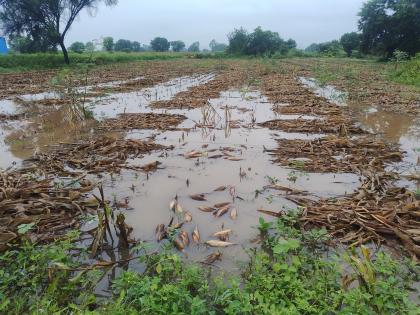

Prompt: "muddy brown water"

[0,72,419,280]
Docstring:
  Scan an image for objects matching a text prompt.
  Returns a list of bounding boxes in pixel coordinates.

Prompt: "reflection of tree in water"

[357,109,418,144]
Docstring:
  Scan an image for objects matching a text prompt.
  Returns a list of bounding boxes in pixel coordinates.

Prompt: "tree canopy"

[103,37,114,52]
[170,40,185,52]
[69,41,85,53]
[209,40,227,52]
[227,28,249,54]
[150,37,170,52]
[227,27,296,56]
[114,39,132,52]
[358,0,420,57]
[340,32,361,57]
[187,41,200,52]
[0,0,118,63]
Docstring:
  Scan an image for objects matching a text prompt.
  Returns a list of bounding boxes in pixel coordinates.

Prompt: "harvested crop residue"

[29,136,166,175]
[259,118,364,135]
[300,173,420,257]
[150,67,247,109]
[300,58,420,115]
[98,113,187,131]
[259,67,419,257]
[266,136,402,173]
[0,170,98,251]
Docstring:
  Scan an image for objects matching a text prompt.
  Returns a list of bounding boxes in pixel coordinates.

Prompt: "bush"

[0,52,184,71]
[69,42,85,54]
[390,53,420,87]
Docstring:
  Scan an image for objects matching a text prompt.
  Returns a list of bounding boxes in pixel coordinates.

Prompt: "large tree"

[102,36,114,52]
[170,40,185,52]
[0,0,117,63]
[187,41,200,52]
[340,32,361,57]
[114,39,132,52]
[245,27,283,56]
[227,27,248,54]
[209,39,227,52]
[358,0,420,57]
[150,37,170,52]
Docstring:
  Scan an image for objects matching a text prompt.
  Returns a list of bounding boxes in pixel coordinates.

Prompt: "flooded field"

[0,59,419,280]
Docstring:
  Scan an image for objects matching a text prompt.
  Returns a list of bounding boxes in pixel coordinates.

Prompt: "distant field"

[0,51,186,72]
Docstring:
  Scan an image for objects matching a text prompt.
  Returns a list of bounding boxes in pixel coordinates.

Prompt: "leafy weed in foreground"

[0,212,418,314]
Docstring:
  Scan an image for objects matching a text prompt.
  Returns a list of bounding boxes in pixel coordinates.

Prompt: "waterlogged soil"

[0,59,419,273]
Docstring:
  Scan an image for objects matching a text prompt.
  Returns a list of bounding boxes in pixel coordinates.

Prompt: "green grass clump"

[390,54,420,87]
[1,212,418,314]
[0,52,184,72]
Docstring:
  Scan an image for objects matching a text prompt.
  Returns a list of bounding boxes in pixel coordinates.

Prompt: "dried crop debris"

[28,136,166,175]
[0,170,99,251]
[266,136,402,173]
[300,173,420,257]
[150,68,247,110]
[260,69,419,257]
[259,118,365,135]
[98,113,187,131]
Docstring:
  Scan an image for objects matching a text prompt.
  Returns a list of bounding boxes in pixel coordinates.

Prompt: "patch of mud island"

[260,72,419,258]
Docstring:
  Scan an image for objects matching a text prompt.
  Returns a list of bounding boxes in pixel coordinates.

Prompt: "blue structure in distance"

[0,37,9,54]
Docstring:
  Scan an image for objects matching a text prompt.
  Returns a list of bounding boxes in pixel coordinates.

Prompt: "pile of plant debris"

[150,69,247,110]
[27,135,167,176]
[0,169,99,251]
[259,118,365,135]
[300,172,420,258]
[266,135,402,172]
[98,113,187,131]
[260,71,419,258]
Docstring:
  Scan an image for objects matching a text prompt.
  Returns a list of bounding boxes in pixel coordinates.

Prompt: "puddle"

[91,73,215,119]
[299,77,348,106]
[355,105,420,190]
[0,73,215,169]
[91,88,360,273]
[299,77,419,191]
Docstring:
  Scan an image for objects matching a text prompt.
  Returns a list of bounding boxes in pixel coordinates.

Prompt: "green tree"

[286,39,297,50]
[8,35,55,53]
[340,32,361,57]
[359,0,420,57]
[0,0,118,64]
[114,39,132,52]
[69,41,85,53]
[103,37,114,51]
[170,40,185,52]
[245,27,283,56]
[209,39,227,52]
[227,27,248,54]
[150,37,170,52]
[305,43,320,53]
[318,40,343,56]
[187,41,200,52]
[85,41,95,52]
[131,41,141,52]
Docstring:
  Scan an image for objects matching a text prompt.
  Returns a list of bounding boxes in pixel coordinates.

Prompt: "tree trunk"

[59,40,70,64]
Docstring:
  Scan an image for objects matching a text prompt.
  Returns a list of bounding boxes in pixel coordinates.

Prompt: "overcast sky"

[66,0,366,49]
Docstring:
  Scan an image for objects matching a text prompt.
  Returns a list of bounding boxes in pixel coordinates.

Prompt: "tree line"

[67,38,227,53]
[0,0,418,63]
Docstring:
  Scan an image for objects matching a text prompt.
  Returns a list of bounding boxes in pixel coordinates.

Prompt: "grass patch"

[0,52,185,72]
[1,211,418,314]
[389,54,420,87]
